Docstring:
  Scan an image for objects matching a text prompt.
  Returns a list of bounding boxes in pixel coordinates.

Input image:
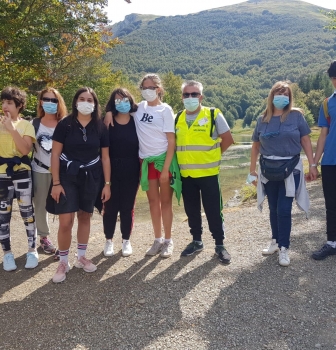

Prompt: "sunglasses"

[115,97,129,105]
[182,92,200,98]
[42,97,58,103]
[79,126,87,142]
[141,86,158,91]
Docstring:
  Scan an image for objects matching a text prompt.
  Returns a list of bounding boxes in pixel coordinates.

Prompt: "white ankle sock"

[59,249,69,263]
[155,237,163,243]
[327,241,336,248]
[164,238,172,243]
[77,243,87,258]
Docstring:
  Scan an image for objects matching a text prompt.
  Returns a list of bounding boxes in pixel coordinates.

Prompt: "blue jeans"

[264,173,300,249]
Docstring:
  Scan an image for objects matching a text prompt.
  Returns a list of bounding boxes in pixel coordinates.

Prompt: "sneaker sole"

[262,249,279,256]
[74,264,97,273]
[3,266,17,272]
[160,253,173,258]
[104,252,114,257]
[145,250,162,256]
[122,252,132,257]
[279,261,290,267]
[52,275,67,283]
[181,247,203,256]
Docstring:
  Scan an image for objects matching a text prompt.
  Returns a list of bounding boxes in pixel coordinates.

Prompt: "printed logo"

[140,113,153,123]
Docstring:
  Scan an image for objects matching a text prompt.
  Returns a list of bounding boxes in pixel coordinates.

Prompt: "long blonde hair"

[262,81,295,123]
[139,73,164,101]
[37,87,67,121]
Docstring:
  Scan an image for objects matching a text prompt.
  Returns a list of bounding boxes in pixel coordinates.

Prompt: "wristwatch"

[105,181,111,185]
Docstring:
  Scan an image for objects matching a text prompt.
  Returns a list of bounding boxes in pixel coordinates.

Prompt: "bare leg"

[58,213,75,250]
[77,210,91,244]
[159,181,173,239]
[146,179,162,238]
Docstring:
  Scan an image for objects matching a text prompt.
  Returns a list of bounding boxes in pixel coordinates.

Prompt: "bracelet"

[52,183,61,186]
[309,164,317,168]
[105,181,111,185]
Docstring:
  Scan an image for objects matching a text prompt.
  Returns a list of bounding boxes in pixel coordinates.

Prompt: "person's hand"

[159,169,170,185]
[248,171,258,187]
[306,166,318,182]
[51,185,65,203]
[101,185,111,203]
[104,112,114,128]
[1,112,15,132]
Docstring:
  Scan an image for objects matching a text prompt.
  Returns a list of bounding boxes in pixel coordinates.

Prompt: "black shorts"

[46,168,102,214]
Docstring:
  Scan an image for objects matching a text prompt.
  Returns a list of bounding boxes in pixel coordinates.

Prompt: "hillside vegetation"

[107,0,336,120]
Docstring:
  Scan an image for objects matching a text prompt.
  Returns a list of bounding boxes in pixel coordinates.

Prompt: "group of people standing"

[1,61,336,283]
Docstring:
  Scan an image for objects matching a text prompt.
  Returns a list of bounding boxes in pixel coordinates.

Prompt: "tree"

[162,71,184,112]
[0,0,121,88]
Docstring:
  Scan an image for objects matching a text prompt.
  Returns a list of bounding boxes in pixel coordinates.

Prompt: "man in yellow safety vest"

[175,80,234,264]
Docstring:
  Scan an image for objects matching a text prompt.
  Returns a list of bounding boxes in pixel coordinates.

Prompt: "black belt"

[33,157,50,171]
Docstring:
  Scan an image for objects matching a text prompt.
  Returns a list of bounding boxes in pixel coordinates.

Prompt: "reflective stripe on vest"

[176,142,221,152]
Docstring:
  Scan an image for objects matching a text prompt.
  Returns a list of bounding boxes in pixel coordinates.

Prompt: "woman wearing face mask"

[99,88,140,257]
[105,75,181,258]
[49,87,111,283]
[32,88,67,257]
[249,81,317,267]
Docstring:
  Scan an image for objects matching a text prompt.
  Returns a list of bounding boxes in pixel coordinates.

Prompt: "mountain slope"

[106,0,336,115]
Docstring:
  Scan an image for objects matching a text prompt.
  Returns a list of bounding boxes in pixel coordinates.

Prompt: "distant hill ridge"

[106,0,336,116]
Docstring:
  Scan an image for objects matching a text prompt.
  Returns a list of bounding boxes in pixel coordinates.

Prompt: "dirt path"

[0,180,335,350]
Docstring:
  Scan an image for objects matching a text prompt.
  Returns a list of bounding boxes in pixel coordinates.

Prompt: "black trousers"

[103,159,139,240]
[321,165,336,241]
[181,175,225,245]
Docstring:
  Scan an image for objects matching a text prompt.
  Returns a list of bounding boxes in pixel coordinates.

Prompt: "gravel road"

[0,180,335,350]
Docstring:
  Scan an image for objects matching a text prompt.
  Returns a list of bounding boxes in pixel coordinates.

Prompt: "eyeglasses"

[115,97,129,105]
[42,97,58,103]
[79,126,87,142]
[261,120,281,139]
[182,92,200,98]
[141,86,158,91]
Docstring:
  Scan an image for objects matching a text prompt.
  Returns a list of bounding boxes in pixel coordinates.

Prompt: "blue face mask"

[183,98,200,112]
[273,95,289,110]
[42,102,58,114]
[115,101,131,114]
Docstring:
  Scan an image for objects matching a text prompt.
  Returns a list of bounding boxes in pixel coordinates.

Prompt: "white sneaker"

[146,240,163,256]
[25,251,39,269]
[160,240,174,258]
[262,239,279,256]
[279,247,290,267]
[3,252,17,271]
[104,240,114,257]
[122,240,132,257]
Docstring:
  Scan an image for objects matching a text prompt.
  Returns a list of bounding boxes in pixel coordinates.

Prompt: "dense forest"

[107,0,336,126]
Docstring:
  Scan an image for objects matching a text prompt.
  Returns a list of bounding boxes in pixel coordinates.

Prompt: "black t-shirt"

[109,117,139,159]
[53,116,109,163]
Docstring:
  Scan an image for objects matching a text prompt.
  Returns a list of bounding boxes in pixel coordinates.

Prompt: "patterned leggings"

[0,171,36,252]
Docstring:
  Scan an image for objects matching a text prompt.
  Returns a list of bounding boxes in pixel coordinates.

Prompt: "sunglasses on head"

[183,92,200,98]
[42,97,58,103]
[115,97,129,105]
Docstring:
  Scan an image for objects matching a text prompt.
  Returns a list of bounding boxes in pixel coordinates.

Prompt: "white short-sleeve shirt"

[133,101,175,159]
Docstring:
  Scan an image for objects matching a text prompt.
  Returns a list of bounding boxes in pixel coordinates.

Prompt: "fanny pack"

[259,154,300,181]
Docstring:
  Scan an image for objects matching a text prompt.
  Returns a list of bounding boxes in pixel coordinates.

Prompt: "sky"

[107,0,336,24]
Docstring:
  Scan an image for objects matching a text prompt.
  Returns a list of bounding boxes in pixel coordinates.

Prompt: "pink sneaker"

[52,261,70,283]
[74,256,97,273]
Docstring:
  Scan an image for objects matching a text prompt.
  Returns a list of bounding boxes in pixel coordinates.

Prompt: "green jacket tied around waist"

[140,152,181,204]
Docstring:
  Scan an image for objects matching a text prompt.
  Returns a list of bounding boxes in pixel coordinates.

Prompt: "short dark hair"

[1,86,26,112]
[327,61,336,78]
[106,88,138,117]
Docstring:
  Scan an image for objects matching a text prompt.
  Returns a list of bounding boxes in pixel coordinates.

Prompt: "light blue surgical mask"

[42,102,58,114]
[273,95,289,110]
[116,101,131,114]
[183,98,200,112]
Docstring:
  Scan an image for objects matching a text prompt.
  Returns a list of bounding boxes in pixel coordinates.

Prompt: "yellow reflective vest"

[175,107,222,178]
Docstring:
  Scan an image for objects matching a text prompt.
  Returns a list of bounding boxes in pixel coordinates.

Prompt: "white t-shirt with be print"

[133,101,175,159]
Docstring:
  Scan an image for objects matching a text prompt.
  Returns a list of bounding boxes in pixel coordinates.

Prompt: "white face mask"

[77,101,95,115]
[141,89,157,102]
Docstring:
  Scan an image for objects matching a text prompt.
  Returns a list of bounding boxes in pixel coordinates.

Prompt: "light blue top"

[318,92,336,165]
